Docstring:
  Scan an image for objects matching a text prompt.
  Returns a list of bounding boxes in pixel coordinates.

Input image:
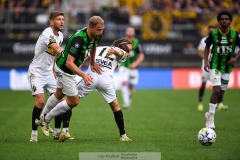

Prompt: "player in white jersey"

[77,39,133,141]
[197,26,228,111]
[37,39,133,141]
[28,11,73,142]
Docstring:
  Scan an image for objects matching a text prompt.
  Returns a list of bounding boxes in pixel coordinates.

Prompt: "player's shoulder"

[42,27,53,35]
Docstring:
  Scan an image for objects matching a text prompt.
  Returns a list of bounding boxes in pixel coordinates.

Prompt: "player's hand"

[83,74,93,86]
[106,47,116,56]
[130,62,137,69]
[204,60,210,72]
[227,58,236,66]
[90,62,102,74]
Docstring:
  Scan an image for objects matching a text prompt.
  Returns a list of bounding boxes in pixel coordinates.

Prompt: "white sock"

[209,103,217,114]
[62,128,68,133]
[45,100,71,123]
[54,128,61,135]
[32,130,38,136]
[42,94,61,114]
[121,85,130,107]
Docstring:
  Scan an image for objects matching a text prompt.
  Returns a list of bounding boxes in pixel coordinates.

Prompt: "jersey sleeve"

[204,32,213,48]
[198,37,206,52]
[236,32,240,47]
[42,31,57,46]
[136,43,143,54]
[67,36,84,59]
[116,47,127,63]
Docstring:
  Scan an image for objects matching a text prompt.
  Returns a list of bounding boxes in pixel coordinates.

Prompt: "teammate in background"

[119,26,144,109]
[204,11,240,129]
[28,11,73,142]
[36,16,104,142]
[77,39,133,141]
[197,26,228,111]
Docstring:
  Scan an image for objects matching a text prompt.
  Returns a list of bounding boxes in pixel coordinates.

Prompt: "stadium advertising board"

[1,68,240,90]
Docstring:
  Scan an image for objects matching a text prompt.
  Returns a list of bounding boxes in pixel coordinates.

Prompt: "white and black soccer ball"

[198,128,216,146]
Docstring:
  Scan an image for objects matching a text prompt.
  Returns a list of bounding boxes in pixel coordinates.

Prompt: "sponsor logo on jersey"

[70,46,78,54]
[96,58,112,69]
[220,39,228,44]
[74,43,80,48]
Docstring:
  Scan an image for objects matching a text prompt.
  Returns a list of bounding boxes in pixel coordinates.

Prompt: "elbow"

[65,60,71,69]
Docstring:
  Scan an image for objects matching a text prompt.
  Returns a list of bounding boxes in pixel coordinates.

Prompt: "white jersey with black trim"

[197,36,212,69]
[29,27,63,75]
[90,46,127,76]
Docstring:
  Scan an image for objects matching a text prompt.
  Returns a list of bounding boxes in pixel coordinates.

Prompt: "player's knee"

[67,97,79,107]
[35,101,44,108]
[122,81,127,86]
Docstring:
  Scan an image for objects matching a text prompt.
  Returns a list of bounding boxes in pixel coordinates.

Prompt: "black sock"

[218,94,223,104]
[113,110,125,136]
[54,115,62,128]
[32,106,42,130]
[62,109,72,128]
[199,87,205,103]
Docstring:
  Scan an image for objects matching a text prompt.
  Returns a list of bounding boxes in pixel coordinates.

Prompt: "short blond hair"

[89,16,104,28]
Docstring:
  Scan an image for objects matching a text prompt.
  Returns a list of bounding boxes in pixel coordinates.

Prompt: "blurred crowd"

[0,0,239,39]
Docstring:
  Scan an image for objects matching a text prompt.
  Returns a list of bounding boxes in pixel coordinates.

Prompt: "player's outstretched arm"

[50,43,63,55]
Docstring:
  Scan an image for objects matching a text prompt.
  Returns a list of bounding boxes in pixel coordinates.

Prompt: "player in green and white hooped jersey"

[38,16,105,141]
[119,26,144,108]
[204,11,240,129]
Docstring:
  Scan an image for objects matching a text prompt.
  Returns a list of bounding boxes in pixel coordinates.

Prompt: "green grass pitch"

[0,89,239,160]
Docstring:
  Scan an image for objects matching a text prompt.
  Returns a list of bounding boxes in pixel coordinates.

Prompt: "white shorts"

[55,64,78,96]
[28,70,56,96]
[201,65,210,82]
[119,66,139,85]
[77,70,116,104]
[209,69,230,90]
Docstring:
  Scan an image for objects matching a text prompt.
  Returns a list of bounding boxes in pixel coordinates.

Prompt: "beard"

[54,25,63,32]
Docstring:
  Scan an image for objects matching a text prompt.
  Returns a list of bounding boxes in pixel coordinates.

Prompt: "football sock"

[54,128,61,135]
[54,114,62,128]
[45,100,71,123]
[42,94,61,114]
[31,130,38,136]
[121,85,130,107]
[62,128,68,133]
[32,106,42,130]
[63,109,72,128]
[199,87,205,103]
[209,103,217,114]
[113,110,125,136]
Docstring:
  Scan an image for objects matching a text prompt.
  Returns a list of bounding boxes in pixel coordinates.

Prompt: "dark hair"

[49,11,64,20]
[112,39,132,53]
[217,11,232,21]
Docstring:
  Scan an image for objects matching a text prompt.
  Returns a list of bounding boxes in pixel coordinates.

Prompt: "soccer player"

[36,16,104,142]
[28,11,73,142]
[77,39,133,141]
[119,26,144,108]
[204,11,240,129]
[197,26,228,111]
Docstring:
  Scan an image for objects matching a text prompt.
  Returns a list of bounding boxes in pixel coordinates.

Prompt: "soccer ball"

[198,128,216,146]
